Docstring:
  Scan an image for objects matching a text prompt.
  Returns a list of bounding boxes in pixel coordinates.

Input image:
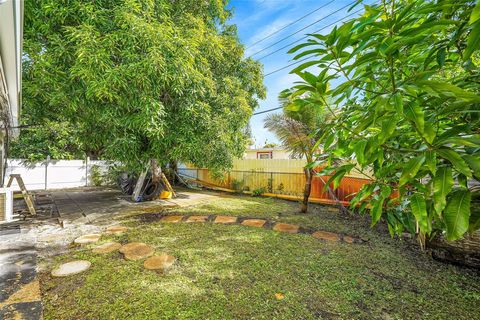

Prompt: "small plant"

[252,187,266,197]
[267,178,273,193]
[276,183,284,192]
[231,179,244,192]
[90,165,104,186]
[243,186,250,192]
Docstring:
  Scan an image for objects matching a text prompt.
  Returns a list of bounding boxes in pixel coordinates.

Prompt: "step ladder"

[6,174,36,216]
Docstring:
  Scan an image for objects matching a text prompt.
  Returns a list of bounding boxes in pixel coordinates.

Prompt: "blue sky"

[227,0,364,148]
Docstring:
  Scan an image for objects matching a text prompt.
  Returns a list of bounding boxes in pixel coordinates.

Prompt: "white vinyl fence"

[4,159,112,191]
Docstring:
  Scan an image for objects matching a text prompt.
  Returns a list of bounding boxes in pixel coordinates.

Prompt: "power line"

[264,56,311,77]
[252,106,283,115]
[257,6,365,61]
[246,0,337,49]
[248,0,357,58]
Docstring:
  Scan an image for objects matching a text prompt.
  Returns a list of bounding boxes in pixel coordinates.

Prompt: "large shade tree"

[284,0,480,244]
[20,0,265,174]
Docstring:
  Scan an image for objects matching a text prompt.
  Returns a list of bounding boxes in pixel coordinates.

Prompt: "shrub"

[252,187,266,197]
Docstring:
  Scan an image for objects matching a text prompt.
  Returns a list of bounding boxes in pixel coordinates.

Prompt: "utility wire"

[257,6,365,61]
[252,106,283,115]
[264,56,311,77]
[246,0,337,49]
[248,0,357,58]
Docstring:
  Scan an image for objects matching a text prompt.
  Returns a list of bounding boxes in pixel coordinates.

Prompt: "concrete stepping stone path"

[74,234,101,244]
[186,215,208,223]
[120,242,155,261]
[312,231,340,242]
[155,214,360,244]
[161,215,183,223]
[144,254,176,273]
[214,216,237,224]
[105,226,128,235]
[51,260,91,277]
[93,242,122,254]
[241,219,266,228]
[273,223,299,234]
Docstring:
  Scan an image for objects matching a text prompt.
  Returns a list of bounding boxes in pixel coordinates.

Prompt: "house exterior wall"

[243,148,293,160]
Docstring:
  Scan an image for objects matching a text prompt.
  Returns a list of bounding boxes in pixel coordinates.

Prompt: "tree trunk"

[150,159,162,183]
[301,168,313,213]
[169,160,178,184]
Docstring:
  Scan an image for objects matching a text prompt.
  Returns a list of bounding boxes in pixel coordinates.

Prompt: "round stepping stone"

[273,223,299,234]
[105,226,128,235]
[214,216,237,224]
[312,231,340,242]
[74,234,101,244]
[144,254,176,273]
[241,219,266,228]
[120,242,154,261]
[92,242,122,254]
[343,235,355,244]
[51,260,91,277]
[186,215,208,223]
[161,215,183,223]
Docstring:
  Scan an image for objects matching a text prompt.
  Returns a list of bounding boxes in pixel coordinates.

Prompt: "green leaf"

[425,150,436,175]
[403,102,424,133]
[370,197,384,226]
[444,189,471,241]
[436,148,472,178]
[469,0,480,24]
[433,167,454,215]
[463,154,480,178]
[416,80,480,102]
[465,19,480,60]
[354,140,367,165]
[422,122,436,144]
[290,60,322,74]
[410,194,430,234]
[323,164,356,191]
[377,116,397,144]
[399,155,426,186]
[393,93,403,114]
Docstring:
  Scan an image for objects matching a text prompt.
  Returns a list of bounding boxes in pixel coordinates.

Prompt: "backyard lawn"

[40,195,480,319]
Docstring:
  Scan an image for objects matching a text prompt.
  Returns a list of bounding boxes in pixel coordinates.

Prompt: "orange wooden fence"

[178,168,371,206]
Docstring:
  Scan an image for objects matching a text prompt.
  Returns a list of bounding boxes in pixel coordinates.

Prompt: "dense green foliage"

[10,120,84,161]
[285,0,480,241]
[20,0,265,170]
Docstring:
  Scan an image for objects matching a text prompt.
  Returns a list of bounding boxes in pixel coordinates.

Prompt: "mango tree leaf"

[370,196,384,226]
[436,148,472,177]
[433,166,454,215]
[470,0,480,24]
[425,150,436,175]
[423,122,436,144]
[464,20,480,60]
[354,140,367,165]
[410,193,430,234]
[444,189,471,241]
[399,155,426,186]
[463,154,480,178]
[416,80,480,102]
[403,102,424,133]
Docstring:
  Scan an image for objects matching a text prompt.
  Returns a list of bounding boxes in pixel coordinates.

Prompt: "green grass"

[40,195,480,319]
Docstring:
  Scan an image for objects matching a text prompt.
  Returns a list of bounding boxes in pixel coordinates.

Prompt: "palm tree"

[264,91,327,213]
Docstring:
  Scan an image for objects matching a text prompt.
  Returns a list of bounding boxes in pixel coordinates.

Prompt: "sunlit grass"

[41,197,480,319]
